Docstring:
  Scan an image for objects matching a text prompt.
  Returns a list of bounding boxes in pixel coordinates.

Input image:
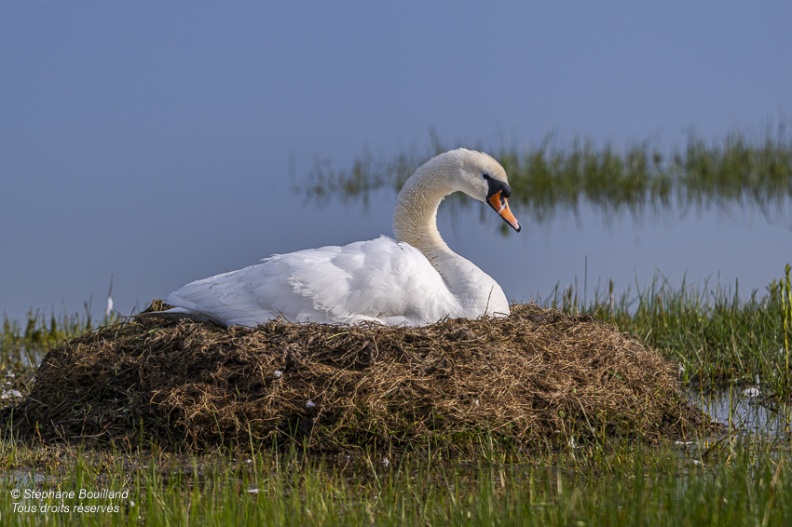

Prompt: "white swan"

[164,148,521,326]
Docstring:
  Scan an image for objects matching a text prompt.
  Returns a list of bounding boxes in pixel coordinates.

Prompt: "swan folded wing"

[167,236,462,327]
[165,265,283,327]
[268,235,461,325]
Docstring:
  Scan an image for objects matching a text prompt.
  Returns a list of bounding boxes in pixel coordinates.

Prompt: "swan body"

[165,148,521,327]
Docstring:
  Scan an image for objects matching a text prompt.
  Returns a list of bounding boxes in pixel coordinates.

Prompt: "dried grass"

[1,302,715,454]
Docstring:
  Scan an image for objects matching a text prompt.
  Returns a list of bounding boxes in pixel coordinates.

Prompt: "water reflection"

[0,470,50,487]
[300,133,792,229]
[692,389,791,437]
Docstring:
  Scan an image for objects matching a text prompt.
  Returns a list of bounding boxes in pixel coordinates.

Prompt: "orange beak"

[487,191,521,232]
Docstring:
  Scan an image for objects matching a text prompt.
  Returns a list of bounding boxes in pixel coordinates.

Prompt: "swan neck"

[392,169,453,258]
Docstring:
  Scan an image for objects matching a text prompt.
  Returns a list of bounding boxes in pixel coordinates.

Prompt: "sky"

[2,2,791,322]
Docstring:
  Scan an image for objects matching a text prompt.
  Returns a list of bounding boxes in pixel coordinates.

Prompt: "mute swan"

[164,148,521,326]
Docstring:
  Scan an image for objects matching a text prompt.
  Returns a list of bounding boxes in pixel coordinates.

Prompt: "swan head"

[394,149,522,248]
[430,148,522,232]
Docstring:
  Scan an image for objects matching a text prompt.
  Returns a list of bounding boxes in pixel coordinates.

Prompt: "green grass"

[1,438,791,526]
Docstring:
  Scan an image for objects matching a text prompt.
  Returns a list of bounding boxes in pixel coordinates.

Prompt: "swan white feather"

[165,148,521,327]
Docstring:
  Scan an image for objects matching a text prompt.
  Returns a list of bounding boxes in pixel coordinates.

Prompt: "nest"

[1,303,715,454]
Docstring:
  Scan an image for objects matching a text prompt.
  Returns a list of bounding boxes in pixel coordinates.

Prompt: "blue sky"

[2,2,791,322]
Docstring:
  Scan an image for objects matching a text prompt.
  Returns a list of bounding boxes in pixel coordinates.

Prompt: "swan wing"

[166,236,460,326]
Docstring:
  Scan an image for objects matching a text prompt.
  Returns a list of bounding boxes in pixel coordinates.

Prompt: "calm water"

[695,390,792,437]
[415,193,792,308]
[1,181,790,324]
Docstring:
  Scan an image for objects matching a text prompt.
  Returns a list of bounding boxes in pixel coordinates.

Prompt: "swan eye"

[482,173,491,180]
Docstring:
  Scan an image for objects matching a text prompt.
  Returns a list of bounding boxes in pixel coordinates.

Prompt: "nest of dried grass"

[2,303,714,454]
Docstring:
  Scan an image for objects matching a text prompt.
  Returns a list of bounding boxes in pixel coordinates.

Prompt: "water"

[421,194,792,309]
[0,470,50,487]
[694,389,792,437]
[2,149,790,324]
